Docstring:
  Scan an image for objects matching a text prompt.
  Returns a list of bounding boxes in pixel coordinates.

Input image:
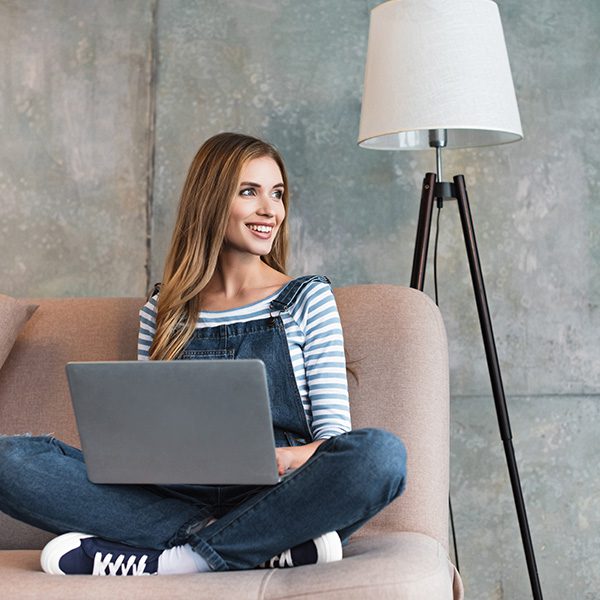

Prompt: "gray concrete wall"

[0,1,152,296]
[1,1,598,597]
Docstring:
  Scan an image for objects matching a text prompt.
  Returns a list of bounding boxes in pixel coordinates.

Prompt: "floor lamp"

[357,1,543,598]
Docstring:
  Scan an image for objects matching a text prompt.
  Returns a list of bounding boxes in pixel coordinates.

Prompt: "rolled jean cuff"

[168,513,227,570]
[167,512,214,548]
[189,537,229,571]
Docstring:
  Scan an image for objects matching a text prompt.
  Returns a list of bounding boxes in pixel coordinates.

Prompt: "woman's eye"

[240,188,283,200]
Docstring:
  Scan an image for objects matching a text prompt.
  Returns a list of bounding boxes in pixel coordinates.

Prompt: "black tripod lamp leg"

[453,174,543,600]
[410,172,437,290]
[410,172,461,573]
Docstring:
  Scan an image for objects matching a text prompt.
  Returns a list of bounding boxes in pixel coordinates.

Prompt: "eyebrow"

[239,181,284,189]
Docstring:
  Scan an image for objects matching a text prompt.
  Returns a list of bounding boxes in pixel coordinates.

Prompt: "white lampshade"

[358,0,523,150]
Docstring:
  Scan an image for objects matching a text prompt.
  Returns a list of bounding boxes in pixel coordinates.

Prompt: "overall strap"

[269,275,331,317]
[149,282,161,299]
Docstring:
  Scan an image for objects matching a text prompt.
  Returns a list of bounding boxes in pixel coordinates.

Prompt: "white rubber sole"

[314,531,343,563]
[40,532,94,575]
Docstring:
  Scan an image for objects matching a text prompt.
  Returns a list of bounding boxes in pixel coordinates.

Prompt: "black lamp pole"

[410,142,543,599]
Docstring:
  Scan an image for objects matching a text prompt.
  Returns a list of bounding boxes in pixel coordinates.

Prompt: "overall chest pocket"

[178,349,235,360]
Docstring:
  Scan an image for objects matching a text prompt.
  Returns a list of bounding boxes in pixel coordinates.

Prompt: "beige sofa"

[0,284,463,599]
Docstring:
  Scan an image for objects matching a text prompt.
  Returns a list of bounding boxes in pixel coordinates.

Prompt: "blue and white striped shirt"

[137,280,352,441]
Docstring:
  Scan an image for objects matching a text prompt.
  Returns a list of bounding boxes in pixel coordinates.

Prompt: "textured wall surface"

[1,0,598,597]
[0,1,152,296]
[452,394,600,599]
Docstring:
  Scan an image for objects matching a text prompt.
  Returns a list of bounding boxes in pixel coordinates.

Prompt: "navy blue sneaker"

[257,531,343,568]
[41,532,161,576]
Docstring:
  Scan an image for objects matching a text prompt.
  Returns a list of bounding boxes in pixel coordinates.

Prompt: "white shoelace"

[266,549,294,568]
[92,551,152,576]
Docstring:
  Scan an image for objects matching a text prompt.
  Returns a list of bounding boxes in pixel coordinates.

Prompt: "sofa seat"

[2,532,460,599]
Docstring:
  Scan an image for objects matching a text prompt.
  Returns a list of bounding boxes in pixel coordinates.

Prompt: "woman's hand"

[275,440,325,476]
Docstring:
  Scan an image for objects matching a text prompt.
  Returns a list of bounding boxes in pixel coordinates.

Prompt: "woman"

[0,132,406,576]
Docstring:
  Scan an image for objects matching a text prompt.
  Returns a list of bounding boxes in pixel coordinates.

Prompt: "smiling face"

[223,156,286,257]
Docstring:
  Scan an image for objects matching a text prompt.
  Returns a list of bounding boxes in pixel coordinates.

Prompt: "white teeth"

[247,224,273,233]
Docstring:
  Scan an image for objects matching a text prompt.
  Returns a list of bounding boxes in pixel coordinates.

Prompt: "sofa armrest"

[334,285,450,551]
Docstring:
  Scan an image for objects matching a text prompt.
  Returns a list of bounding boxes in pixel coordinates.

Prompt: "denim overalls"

[175,274,328,448]
[0,275,407,571]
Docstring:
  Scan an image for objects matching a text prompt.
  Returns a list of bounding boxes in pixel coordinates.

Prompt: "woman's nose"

[257,194,274,214]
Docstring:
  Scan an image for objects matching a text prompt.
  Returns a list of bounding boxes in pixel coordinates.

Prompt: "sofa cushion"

[0,297,141,447]
[1,532,460,599]
[0,294,38,371]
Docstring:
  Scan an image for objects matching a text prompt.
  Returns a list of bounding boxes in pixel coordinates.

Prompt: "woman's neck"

[205,257,284,300]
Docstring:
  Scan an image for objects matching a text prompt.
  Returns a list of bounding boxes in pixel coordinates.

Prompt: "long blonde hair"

[149,132,289,361]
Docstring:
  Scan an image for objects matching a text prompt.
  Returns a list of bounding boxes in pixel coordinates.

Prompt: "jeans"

[0,427,406,571]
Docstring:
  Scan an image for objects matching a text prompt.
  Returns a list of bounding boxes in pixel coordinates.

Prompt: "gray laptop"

[65,359,281,485]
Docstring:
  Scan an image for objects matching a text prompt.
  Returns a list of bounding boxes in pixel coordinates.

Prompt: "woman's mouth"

[246,224,273,239]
